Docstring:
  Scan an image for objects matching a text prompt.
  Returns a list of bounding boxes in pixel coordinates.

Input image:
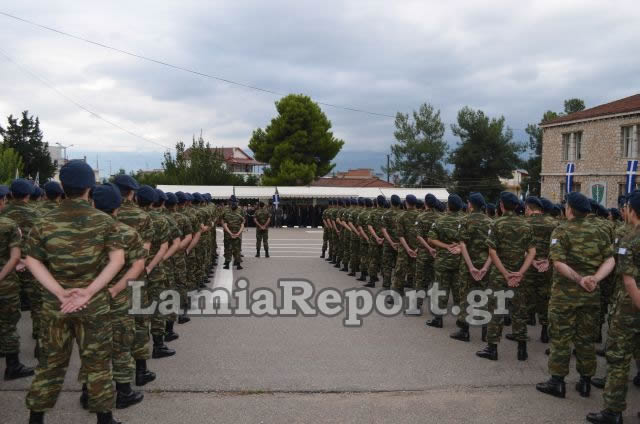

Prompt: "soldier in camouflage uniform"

[0,184,35,380]
[365,196,386,287]
[415,194,439,296]
[113,175,157,387]
[391,195,420,297]
[79,183,145,410]
[180,193,203,294]
[40,181,64,214]
[2,179,42,349]
[332,200,345,267]
[586,192,640,424]
[477,191,536,362]
[222,196,244,269]
[321,201,331,259]
[347,199,363,277]
[426,194,465,328]
[24,160,125,424]
[451,193,492,342]
[255,201,271,258]
[537,191,614,399]
[337,199,352,271]
[381,195,402,289]
[356,198,373,281]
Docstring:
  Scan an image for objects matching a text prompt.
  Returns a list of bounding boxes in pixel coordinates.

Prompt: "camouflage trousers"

[413,249,434,291]
[367,242,383,277]
[486,269,528,344]
[599,275,615,329]
[548,299,599,377]
[391,250,414,291]
[161,261,178,323]
[79,293,135,384]
[328,230,336,259]
[381,243,397,289]
[27,307,114,413]
[322,228,329,254]
[256,229,269,253]
[19,272,42,340]
[526,267,552,326]
[224,234,242,264]
[433,266,461,312]
[147,267,169,337]
[172,252,189,309]
[349,235,361,273]
[456,266,488,326]
[602,295,640,412]
[340,231,351,266]
[185,250,200,292]
[0,275,21,354]
[132,280,150,360]
[360,240,372,274]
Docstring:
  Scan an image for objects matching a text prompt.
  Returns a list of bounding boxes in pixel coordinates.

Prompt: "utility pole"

[386,154,390,183]
[56,142,74,162]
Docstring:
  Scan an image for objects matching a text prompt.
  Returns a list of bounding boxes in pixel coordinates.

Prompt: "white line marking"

[212,244,233,305]
[267,256,321,258]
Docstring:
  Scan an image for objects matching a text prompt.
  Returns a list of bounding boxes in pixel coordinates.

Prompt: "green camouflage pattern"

[0,216,22,354]
[429,211,463,271]
[414,210,438,291]
[255,207,270,253]
[223,207,244,263]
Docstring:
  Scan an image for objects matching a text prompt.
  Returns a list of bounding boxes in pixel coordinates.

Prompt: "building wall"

[541,113,640,207]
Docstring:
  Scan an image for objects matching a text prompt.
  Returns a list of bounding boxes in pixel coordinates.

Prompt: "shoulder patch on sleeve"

[618,247,627,255]
[551,239,557,245]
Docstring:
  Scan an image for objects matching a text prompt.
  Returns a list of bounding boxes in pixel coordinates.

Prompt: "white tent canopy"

[156,185,449,201]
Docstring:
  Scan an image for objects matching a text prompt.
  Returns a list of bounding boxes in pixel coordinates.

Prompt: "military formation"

[321,191,640,424]
[0,160,249,424]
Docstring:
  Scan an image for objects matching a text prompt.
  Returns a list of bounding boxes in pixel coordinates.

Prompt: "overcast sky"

[1,1,639,170]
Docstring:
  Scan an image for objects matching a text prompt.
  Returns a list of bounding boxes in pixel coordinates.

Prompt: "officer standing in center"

[222,195,244,269]
[254,201,271,258]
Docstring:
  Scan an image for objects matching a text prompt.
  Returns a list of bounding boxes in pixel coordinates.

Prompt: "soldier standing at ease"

[321,201,331,259]
[40,181,64,213]
[0,184,34,380]
[391,195,420,298]
[476,191,536,362]
[536,191,614,399]
[222,196,244,269]
[414,194,439,300]
[255,201,271,258]
[381,195,402,290]
[365,196,386,287]
[24,160,125,424]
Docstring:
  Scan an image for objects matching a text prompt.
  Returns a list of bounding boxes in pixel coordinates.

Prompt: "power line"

[0,11,395,119]
[0,47,173,151]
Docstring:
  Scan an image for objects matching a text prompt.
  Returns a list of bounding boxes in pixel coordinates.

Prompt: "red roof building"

[185,147,265,177]
[312,168,394,188]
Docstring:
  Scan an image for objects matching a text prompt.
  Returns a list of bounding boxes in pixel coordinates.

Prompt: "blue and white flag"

[565,162,575,194]
[626,160,638,193]
[273,187,280,209]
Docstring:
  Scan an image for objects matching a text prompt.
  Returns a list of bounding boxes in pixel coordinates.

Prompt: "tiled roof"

[311,177,394,188]
[542,94,640,126]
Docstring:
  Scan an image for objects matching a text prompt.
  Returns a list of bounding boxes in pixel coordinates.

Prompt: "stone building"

[540,93,640,207]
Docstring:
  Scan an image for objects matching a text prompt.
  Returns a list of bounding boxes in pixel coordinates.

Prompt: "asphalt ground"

[2,228,639,423]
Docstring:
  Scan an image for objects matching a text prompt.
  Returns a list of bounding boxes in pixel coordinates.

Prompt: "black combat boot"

[363,279,376,288]
[576,375,591,397]
[476,343,498,361]
[347,270,356,277]
[320,251,325,258]
[164,321,179,342]
[450,323,470,342]
[135,359,156,386]
[152,335,176,359]
[255,249,260,258]
[341,264,350,272]
[235,262,243,270]
[3,353,34,380]
[517,341,528,361]
[540,325,549,343]
[80,383,89,409]
[591,377,606,389]
[177,313,190,324]
[503,315,512,326]
[586,409,623,424]
[505,333,516,341]
[334,261,341,268]
[527,311,536,326]
[425,316,443,328]
[536,375,566,398]
[96,411,122,424]
[115,381,144,409]
[633,370,640,387]
[28,411,44,424]
[481,326,487,342]
[357,271,368,282]
[265,249,269,258]
[223,261,230,269]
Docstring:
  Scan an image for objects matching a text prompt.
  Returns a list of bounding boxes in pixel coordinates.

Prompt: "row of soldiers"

[0,160,247,424]
[321,190,639,423]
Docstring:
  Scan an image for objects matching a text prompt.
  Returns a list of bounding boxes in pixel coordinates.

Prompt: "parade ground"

[2,228,639,424]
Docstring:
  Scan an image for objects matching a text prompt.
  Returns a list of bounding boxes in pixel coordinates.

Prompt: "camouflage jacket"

[458,211,492,268]
[486,211,535,271]
[255,208,271,228]
[416,210,439,247]
[398,208,420,249]
[528,213,558,259]
[110,218,147,307]
[1,201,41,250]
[381,208,401,241]
[615,227,640,310]
[222,207,244,233]
[429,211,464,270]
[0,216,21,295]
[118,199,154,246]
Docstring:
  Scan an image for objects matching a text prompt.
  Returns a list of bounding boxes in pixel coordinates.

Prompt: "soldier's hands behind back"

[60,288,92,314]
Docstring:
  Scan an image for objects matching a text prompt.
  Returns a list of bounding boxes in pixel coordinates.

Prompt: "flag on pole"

[626,160,638,193]
[273,187,280,209]
[565,162,575,194]
[34,171,40,187]
[15,168,19,179]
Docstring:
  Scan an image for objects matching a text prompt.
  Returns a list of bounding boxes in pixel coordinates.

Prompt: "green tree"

[385,103,448,186]
[449,107,525,200]
[564,98,586,114]
[522,110,559,196]
[249,94,344,185]
[0,146,24,185]
[0,111,56,184]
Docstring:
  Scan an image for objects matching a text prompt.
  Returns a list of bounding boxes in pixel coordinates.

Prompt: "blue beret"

[44,181,64,197]
[588,198,599,213]
[627,192,640,213]
[155,189,167,202]
[193,193,204,203]
[390,194,401,207]
[609,208,621,220]
[468,192,486,209]
[384,200,391,208]
[499,191,519,207]
[175,191,186,204]
[425,193,438,208]
[59,160,95,189]
[376,195,386,205]
[185,193,194,202]
[0,185,9,197]
[10,178,34,196]
[436,200,446,212]
[567,192,591,213]
[539,197,554,213]
[165,192,178,206]
[405,194,417,206]
[92,183,122,211]
[137,185,158,204]
[365,198,373,207]
[448,194,464,210]
[357,197,365,206]
[416,198,424,208]
[486,203,496,213]
[31,186,43,197]
[525,196,543,209]
[113,175,140,191]
[596,203,609,218]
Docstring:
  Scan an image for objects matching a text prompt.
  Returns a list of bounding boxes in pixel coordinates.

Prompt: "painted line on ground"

[212,236,233,304]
